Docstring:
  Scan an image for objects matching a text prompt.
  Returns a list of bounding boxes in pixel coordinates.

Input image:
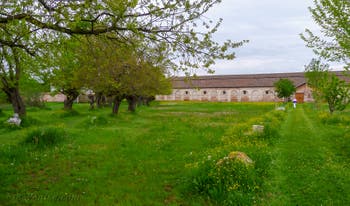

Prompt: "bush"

[23,127,68,148]
[187,109,286,205]
[318,112,350,125]
[190,153,258,205]
[25,95,46,108]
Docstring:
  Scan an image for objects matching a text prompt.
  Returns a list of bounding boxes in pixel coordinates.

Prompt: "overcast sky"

[190,0,334,75]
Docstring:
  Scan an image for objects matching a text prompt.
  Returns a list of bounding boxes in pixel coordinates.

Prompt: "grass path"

[266,105,350,205]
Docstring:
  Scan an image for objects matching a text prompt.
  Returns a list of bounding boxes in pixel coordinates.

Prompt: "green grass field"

[0,102,349,205]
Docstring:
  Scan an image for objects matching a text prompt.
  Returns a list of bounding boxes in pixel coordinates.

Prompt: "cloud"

[195,0,324,75]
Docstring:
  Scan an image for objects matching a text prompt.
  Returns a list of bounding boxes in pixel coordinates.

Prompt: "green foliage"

[0,102,275,205]
[301,0,350,68]
[0,92,8,104]
[323,74,350,113]
[273,79,296,100]
[20,74,49,108]
[305,59,350,114]
[318,111,350,125]
[191,157,257,205]
[188,110,286,205]
[23,127,68,149]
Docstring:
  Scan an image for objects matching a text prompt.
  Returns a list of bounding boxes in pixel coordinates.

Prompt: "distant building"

[156,71,348,103]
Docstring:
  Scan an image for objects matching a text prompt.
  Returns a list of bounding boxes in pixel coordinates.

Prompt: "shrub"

[187,109,286,205]
[23,127,68,148]
[318,112,350,125]
[190,153,258,205]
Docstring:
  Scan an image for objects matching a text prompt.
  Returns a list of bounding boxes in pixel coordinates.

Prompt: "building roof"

[171,71,348,89]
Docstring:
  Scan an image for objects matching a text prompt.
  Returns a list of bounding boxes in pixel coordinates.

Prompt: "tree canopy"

[0,0,246,116]
[305,59,350,114]
[76,36,172,114]
[274,79,296,101]
[301,0,350,68]
[0,0,245,72]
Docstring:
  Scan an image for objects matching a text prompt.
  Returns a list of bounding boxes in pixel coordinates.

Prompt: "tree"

[0,0,246,115]
[304,58,329,107]
[50,38,84,110]
[305,59,350,114]
[274,79,296,102]
[301,0,350,68]
[322,74,349,114]
[77,36,171,114]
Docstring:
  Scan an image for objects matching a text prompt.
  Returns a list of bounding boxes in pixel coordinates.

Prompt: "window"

[265,90,269,94]
[243,90,247,95]
[203,91,207,95]
[185,91,189,95]
[222,91,226,95]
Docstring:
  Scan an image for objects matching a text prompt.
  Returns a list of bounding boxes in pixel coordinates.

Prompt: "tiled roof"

[171,71,348,89]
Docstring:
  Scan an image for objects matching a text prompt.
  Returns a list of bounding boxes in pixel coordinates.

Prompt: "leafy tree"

[304,58,329,107]
[322,74,349,114]
[77,36,171,114]
[274,79,296,102]
[0,47,28,116]
[0,3,54,116]
[305,59,350,114]
[0,0,246,115]
[20,73,49,108]
[301,0,350,68]
[50,38,84,110]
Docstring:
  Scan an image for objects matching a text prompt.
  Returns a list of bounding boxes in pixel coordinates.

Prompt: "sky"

[191,0,341,75]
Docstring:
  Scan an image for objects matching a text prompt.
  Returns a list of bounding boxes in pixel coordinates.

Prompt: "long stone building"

[156,71,347,103]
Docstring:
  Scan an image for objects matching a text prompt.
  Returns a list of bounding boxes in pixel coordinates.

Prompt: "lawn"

[0,102,274,205]
[264,104,350,205]
[1,102,349,205]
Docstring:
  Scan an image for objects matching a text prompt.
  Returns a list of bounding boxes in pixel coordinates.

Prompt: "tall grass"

[187,110,286,205]
[0,102,275,205]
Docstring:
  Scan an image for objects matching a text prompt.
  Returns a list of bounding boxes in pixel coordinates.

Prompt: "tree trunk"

[0,48,26,117]
[112,95,124,115]
[63,89,79,110]
[5,87,26,117]
[96,92,103,108]
[88,94,95,110]
[137,96,143,107]
[126,95,138,112]
[143,96,155,106]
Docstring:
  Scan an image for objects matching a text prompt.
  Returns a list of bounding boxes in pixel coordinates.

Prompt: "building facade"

[156,72,321,103]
